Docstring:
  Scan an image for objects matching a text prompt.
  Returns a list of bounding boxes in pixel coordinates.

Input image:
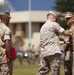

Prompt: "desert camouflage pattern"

[37,20,64,75]
[40,21,64,57]
[64,25,74,75]
[36,54,61,75]
[0,23,13,75]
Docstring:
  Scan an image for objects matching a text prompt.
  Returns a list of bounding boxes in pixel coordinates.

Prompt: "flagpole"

[28,0,32,44]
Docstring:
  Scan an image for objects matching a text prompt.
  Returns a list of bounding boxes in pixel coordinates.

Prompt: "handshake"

[64,30,72,36]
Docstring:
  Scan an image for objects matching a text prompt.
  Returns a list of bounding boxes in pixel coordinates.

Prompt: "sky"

[0,0,56,11]
[9,0,56,11]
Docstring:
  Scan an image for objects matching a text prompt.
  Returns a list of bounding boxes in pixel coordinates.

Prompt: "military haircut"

[47,13,55,19]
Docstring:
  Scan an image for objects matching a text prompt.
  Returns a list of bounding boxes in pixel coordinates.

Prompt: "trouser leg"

[8,61,13,75]
[0,63,10,75]
[49,53,61,75]
[64,51,73,75]
[36,56,50,75]
[64,60,72,75]
[36,53,61,75]
[72,52,74,75]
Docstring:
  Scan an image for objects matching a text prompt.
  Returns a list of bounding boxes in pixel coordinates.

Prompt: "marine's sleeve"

[54,22,65,33]
[4,28,11,40]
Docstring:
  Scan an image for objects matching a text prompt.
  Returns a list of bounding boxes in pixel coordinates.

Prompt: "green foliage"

[58,19,66,29]
[57,15,68,29]
[54,0,74,12]
[53,0,74,29]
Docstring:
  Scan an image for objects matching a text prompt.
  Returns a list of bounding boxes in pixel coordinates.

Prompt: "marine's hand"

[65,40,70,44]
[64,30,72,36]
[7,57,12,63]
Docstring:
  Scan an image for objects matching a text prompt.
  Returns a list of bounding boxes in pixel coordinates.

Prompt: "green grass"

[13,58,65,75]
[13,58,39,75]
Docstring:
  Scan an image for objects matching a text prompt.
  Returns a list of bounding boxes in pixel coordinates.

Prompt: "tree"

[54,0,74,12]
[54,0,74,29]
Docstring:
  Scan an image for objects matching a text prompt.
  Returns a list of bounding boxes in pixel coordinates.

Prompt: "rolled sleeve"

[54,22,65,33]
[59,27,64,33]
[4,29,11,40]
[4,34,10,40]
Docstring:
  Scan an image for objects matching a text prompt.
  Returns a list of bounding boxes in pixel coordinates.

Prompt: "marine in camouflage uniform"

[36,11,71,75]
[0,12,13,75]
[64,12,74,75]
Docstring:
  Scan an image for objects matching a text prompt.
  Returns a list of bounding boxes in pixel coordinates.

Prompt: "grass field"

[13,58,65,75]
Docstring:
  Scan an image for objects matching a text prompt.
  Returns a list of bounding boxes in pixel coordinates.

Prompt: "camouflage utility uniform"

[64,25,74,75]
[36,20,65,75]
[0,23,13,75]
[64,12,74,75]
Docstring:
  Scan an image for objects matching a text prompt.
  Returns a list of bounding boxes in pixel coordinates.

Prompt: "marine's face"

[66,18,72,27]
[67,17,74,27]
[66,18,71,23]
[6,17,10,25]
[1,15,10,25]
[52,16,57,22]
[47,14,57,22]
